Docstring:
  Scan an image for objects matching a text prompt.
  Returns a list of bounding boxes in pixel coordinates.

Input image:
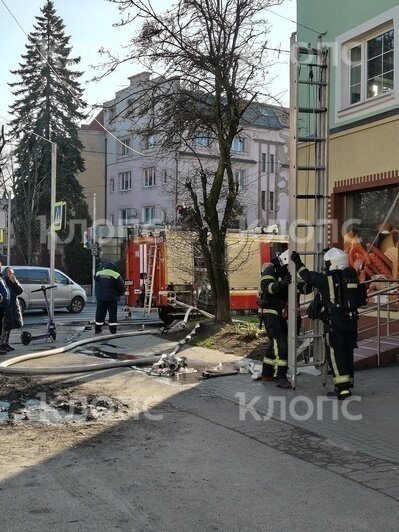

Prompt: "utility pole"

[6,194,11,265]
[92,192,96,303]
[49,142,57,318]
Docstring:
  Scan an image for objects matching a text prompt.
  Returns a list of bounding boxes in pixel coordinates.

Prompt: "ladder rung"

[297,333,323,339]
[298,62,327,68]
[296,222,328,227]
[298,80,327,86]
[298,136,326,142]
[298,47,318,55]
[297,251,325,255]
[297,166,326,171]
[298,107,327,113]
[296,194,328,199]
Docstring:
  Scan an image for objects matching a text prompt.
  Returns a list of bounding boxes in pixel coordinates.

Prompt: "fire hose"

[0,324,200,376]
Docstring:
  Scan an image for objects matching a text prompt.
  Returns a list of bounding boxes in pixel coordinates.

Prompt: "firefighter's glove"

[278,273,292,289]
[291,251,302,266]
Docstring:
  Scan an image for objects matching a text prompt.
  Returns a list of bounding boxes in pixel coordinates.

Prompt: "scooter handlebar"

[31,285,57,293]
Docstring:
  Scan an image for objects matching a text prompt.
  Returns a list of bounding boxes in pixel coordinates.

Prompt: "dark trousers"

[261,314,288,379]
[95,300,118,334]
[325,325,356,391]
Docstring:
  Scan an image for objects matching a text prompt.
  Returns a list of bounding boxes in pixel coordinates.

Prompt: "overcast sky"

[0,0,296,126]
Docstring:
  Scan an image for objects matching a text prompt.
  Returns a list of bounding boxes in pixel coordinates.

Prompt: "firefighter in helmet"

[257,250,293,387]
[291,248,367,399]
[257,249,311,387]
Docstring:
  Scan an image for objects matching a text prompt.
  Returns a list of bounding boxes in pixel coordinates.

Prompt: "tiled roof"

[80,111,104,131]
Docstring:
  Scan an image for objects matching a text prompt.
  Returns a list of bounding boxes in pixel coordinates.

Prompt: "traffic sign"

[53,201,66,231]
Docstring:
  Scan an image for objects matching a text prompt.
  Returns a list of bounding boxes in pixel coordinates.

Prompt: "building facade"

[103,73,290,234]
[297,0,399,279]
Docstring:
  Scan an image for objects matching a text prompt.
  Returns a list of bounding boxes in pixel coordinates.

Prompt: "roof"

[242,103,289,129]
[80,111,104,132]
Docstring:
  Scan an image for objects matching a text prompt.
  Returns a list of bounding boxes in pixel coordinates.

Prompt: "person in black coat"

[0,267,23,352]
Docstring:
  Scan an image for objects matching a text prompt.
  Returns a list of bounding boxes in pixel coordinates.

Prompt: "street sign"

[0,212,6,229]
[53,201,66,231]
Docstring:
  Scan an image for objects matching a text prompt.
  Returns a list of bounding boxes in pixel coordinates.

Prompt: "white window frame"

[143,167,156,188]
[119,138,131,156]
[336,6,398,120]
[269,191,275,212]
[146,134,157,149]
[192,132,210,148]
[119,208,133,225]
[119,172,132,192]
[261,153,266,173]
[142,206,155,224]
[270,153,275,174]
[232,136,246,152]
[235,169,246,190]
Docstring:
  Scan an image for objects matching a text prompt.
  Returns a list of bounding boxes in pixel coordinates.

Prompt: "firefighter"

[95,261,125,334]
[257,250,293,387]
[291,248,367,399]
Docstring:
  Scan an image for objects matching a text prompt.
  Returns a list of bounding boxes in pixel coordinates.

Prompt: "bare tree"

[102,0,283,322]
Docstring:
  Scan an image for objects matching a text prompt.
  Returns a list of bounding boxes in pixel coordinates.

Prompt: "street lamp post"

[92,192,96,303]
[6,193,11,265]
[49,142,57,318]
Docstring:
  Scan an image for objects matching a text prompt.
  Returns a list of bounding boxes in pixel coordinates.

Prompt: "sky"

[0,0,297,126]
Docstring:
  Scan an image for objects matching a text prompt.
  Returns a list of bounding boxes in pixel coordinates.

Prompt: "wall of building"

[103,73,290,233]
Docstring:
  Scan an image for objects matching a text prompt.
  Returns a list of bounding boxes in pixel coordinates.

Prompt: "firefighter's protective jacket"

[295,260,366,328]
[95,266,125,302]
[259,261,311,317]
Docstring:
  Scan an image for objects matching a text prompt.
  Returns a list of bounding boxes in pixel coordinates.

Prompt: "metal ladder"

[287,34,330,388]
[143,238,158,316]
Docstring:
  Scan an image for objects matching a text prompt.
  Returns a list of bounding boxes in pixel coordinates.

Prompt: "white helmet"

[278,249,289,266]
[324,247,349,271]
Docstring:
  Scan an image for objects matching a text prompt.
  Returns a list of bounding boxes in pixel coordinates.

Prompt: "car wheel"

[68,296,85,313]
[18,297,26,314]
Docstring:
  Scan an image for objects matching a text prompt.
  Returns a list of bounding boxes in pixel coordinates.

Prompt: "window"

[55,271,69,285]
[28,269,50,284]
[269,191,274,211]
[162,169,167,184]
[235,169,246,190]
[143,206,155,224]
[144,167,156,187]
[110,178,115,193]
[119,208,133,225]
[349,28,394,105]
[261,191,266,210]
[232,136,246,152]
[119,172,132,191]
[192,132,210,148]
[109,214,114,225]
[270,154,275,173]
[146,134,157,149]
[261,153,266,172]
[119,138,131,155]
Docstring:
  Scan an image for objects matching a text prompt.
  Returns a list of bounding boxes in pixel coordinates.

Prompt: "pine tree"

[9,0,89,265]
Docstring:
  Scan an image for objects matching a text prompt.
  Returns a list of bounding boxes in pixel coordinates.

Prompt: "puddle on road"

[74,345,142,361]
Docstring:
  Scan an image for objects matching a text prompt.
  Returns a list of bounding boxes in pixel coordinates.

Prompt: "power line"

[0,0,148,158]
[265,6,327,36]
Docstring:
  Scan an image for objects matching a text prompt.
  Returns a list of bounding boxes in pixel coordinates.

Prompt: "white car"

[3,266,87,313]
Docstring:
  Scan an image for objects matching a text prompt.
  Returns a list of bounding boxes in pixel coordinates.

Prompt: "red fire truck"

[125,229,289,323]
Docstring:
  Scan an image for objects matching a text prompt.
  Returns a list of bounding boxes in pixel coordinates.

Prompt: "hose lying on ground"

[0,323,202,376]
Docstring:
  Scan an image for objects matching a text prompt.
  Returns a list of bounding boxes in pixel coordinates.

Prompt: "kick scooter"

[21,285,57,345]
